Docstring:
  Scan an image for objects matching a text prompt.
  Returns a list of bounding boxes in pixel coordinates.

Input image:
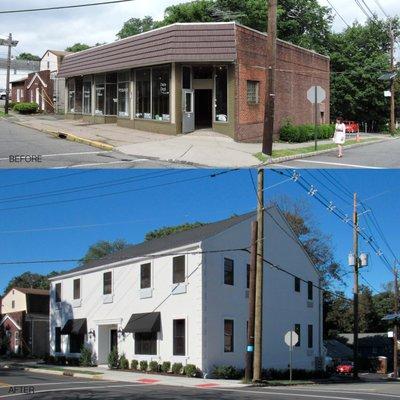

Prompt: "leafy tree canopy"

[79,239,129,266]
[3,271,61,295]
[145,222,206,241]
[65,43,91,53]
[16,52,41,61]
[117,16,158,39]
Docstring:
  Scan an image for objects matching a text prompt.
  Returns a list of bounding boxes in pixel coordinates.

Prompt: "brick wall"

[11,70,54,113]
[235,25,330,142]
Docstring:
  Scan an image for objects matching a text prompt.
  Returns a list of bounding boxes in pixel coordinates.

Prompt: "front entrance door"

[195,89,212,129]
[182,89,194,134]
[110,329,118,352]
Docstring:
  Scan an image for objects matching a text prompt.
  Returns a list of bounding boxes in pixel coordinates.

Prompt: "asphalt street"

[271,138,400,169]
[1,369,399,400]
[0,120,179,169]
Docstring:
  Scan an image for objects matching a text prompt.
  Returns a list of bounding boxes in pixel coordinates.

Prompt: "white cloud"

[0,0,399,58]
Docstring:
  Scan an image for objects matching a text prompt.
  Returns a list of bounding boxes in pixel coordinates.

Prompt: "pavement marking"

[136,378,159,384]
[55,159,150,168]
[196,383,221,388]
[210,387,384,400]
[0,382,149,398]
[287,159,385,169]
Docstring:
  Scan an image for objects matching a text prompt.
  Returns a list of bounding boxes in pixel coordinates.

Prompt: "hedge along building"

[58,22,330,142]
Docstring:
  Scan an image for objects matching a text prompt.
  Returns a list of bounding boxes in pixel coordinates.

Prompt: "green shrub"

[261,368,330,380]
[131,359,138,370]
[171,362,183,375]
[55,356,66,365]
[279,121,334,143]
[212,365,243,379]
[108,346,118,369]
[13,102,38,114]
[161,361,171,373]
[139,360,148,372]
[79,346,94,367]
[119,354,129,370]
[183,364,198,377]
[149,361,159,372]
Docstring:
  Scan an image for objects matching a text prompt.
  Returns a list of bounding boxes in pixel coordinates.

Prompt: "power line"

[371,0,389,18]
[325,0,351,28]
[0,0,135,14]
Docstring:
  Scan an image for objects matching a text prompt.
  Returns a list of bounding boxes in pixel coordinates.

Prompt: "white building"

[49,207,323,374]
[40,50,70,113]
[0,58,39,91]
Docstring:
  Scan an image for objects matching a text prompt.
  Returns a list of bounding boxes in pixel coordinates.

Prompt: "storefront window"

[67,79,75,113]
[83,77,92,114]
[105,73,117,115]
[95,75,105,115]
[182,66,191,89]
[117,71,130,117]
[215,66,228,122]
[136,69,151,119]
[152,66,170,121]
[74,77,83,114]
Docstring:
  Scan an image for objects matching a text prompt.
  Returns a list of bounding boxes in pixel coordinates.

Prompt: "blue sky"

[0,168,398,296]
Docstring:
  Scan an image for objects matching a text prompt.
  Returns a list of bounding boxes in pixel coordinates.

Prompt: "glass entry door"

[182,89,194,133]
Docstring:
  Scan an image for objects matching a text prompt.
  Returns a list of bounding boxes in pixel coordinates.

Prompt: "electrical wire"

[325,0,351,28]
[0,0,135,14]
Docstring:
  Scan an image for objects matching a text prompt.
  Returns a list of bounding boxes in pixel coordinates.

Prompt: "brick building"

[0,288,50,357]
[11,70,54,113]
[58,22,330,142]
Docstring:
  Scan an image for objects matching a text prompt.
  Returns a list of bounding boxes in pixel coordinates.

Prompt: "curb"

[9,120,114,151]
[261,137,397,166]
[24,367,104,380]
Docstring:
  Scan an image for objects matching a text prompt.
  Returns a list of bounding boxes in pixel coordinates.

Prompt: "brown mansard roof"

[58,22,237,77]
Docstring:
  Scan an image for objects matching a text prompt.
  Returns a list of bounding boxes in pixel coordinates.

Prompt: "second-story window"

[294,277,301,292]
[103,272,112,295]
[172,256,185,284]
[73,278,81,300]
[11,300,15,309]
[224,258,234,285]
[140,263,151,289]
[308,281,313,300]
[295,324,301,347]
[55,283,62,303]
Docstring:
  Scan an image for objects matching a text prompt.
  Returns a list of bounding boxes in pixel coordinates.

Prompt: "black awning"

[124,312,161,333]
[61,318,87,335]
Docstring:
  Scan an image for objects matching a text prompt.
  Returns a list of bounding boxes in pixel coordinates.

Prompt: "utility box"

[377,356,387,374]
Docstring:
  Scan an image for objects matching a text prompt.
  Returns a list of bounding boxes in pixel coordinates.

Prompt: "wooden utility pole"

[262,0,277,156]
[0,33,18,114]
[253,168,264,382]
[353,193,359,379]
[389,21,396,135]
[393,265,399,379]
[245,220,258,382]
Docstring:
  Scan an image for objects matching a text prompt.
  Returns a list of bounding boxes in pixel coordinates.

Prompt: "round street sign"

[307,86,326,104]
[284,330,299,347]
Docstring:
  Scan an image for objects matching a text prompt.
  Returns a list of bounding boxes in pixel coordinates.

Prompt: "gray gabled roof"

[53,211,255,279]
[0,58,40,71]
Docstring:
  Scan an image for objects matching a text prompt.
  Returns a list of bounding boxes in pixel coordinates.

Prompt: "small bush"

[13,102,39,114]
[261,368,330,380]
[212,365,243,379]
[66,357,79,366]
[119,354,129,370]
[161,361,171,373]
[171,362,183,375]
[131,359,138,370]
[183,364,198,377]
[139,360,148,372]
[279,121,335,143]
[55,356,66,365]
[149,361,159,372]
[108,346,119,369]
[79,346,94,367]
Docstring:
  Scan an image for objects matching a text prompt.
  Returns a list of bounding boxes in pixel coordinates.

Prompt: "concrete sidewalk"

[5,113,389,167]
[21,363,246,389]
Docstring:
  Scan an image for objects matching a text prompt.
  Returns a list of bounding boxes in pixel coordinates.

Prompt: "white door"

[182,89,194,134]
[35,88,39,105]
[41,89,45,110]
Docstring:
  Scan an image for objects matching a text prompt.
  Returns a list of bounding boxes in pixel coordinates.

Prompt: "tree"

[65,43,91,53]
[2,271,60,295]
[79,239,129,266]
[117,16,157,39]
[328,18,399,130]
[16,52,41,61]
[324,291,352,338]
[145,222,206,241]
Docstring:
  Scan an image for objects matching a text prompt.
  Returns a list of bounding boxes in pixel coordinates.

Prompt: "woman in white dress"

[333,116,346,158]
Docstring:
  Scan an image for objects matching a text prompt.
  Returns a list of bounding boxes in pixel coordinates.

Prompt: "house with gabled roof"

[0,287,49,356]
[49,206,323,374]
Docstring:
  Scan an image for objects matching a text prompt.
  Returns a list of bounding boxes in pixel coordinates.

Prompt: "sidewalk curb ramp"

[262,136,397,166]
[11,120,114,151]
